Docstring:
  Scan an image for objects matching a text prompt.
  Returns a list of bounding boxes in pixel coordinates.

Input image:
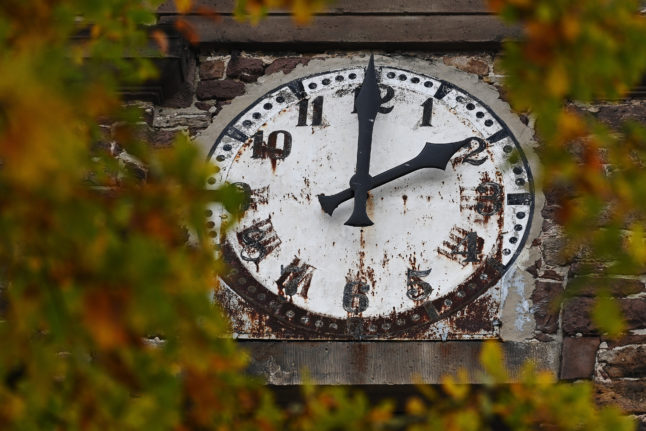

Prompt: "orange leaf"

[151,29,169,55]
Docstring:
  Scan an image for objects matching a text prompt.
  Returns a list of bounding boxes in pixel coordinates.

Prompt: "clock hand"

[318,137,483,216]
[344,54,381,227]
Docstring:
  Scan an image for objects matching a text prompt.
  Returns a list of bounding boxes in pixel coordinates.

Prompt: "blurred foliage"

[0,0,640,429]
[490,0,646,336]
[399,342,634,431]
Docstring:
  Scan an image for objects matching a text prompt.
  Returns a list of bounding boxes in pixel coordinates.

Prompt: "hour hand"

[319,137,483,216]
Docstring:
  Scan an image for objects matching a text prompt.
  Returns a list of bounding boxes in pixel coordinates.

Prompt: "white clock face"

[206,63,534,338]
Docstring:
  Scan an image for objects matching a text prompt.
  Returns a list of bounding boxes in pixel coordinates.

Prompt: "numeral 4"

[438,227,483,264]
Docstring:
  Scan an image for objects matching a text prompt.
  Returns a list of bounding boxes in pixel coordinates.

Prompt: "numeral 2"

[462,139,487,165]
[352,85,395,114]
[343,281,370,314]
[297,96,323,126]
[252,130,292,160]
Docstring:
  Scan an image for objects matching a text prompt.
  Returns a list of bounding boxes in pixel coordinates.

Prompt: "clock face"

[206,61,534,339]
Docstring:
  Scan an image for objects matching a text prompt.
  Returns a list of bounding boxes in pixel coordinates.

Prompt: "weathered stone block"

[152,112,211,129]
[560,336,600,379]
[637,414,646,431]
[542,228,571,266]
[563,298,646,335]
[604,334,646,348]
[596,381,646,413]
[199,59,226,80]
[266,57,313,75]
[599,345,646,378]
[594,102,646,130]
[442,55,490,76]
[567,276,645,297]
[531,281,563,334]
[226,57,264,83]
[196,79,245,101]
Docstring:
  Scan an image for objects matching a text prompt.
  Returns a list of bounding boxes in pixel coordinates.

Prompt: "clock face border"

[198,56,538,340]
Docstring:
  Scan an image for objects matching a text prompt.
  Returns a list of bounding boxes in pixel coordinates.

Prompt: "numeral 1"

[421,98,433,127]
[297,96,324,126]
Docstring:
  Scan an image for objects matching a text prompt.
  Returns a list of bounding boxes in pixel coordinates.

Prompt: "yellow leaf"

[547,63,569,97]
[405,397,426,415]
[174,0,193,13]
[480,340,508,382]
[442,374,469,401]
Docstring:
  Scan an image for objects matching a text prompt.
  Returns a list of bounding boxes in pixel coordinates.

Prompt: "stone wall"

[120,49,646,422]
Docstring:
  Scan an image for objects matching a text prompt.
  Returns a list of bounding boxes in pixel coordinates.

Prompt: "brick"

[531,281,563,334]
[226,57,264,83]
[567,277,644,297]
[560,337,600,379]
[152,112,211,129]
[442,55,490,75]
[568,260,610,277]
[594,103,646,130]
[542,229,571,266]
[266,57,313,75]
[604,334,646,348]
[599,345,646,378]
[563,298,646,335]
[596,381,646,413]
[196,79,245,101]
[525,259,541,278]
[562,297,597,335]
[540,269,564,281]
[637,414,646,431]
[148,129,181,148]
[199,60,225,80]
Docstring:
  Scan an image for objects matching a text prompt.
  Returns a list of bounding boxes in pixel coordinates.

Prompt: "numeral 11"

[297,96,324,126]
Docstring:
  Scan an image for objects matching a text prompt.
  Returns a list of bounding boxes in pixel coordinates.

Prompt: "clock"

[201,56,535,340]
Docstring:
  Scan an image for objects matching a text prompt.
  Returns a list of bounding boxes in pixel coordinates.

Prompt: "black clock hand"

[344,54,381,227]
[318,137,483,216]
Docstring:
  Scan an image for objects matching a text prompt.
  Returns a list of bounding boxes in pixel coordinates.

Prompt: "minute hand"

[319,137,483,216]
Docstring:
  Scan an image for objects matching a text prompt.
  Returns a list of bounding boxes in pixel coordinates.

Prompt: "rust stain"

[449,295,495,333]
[248,186,269,211]
[402,194,408,213]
